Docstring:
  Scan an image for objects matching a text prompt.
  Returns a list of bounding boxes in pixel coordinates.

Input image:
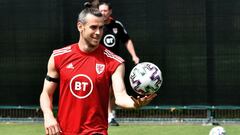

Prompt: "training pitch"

[0,123,240,135]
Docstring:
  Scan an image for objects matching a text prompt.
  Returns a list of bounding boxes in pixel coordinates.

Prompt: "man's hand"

[132,56,140,64]
[131,93,157,108]
[44,114,62,135]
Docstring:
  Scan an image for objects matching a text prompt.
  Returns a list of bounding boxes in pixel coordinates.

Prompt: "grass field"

[0,123,240,135]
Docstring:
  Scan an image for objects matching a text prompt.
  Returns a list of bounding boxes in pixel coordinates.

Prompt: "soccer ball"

[129,62,163,95]
[209,126,226,135]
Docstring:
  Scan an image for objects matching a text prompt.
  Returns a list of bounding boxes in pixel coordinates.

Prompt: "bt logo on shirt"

[103,34,115,47]
[70,74,93,99]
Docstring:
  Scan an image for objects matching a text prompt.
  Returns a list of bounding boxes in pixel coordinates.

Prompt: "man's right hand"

[44,115,62,135]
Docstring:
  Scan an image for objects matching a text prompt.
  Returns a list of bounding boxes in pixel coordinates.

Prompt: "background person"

[98,1,140,126]
[99,2,139,64]
[40,7,156,135]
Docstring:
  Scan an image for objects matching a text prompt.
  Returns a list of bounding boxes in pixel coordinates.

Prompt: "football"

[209,126,226,135]
[129,62,163,95]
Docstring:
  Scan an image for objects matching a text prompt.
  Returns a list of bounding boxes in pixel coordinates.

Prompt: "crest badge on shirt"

[113,28,118,34]
[96,64,105,74]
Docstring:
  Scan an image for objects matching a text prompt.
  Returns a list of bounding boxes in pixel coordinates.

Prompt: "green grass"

[0,123,44,135]
[109,124,240,135]
[0,123,240,135]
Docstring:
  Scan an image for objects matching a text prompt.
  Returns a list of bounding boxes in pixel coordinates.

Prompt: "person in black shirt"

[98,2,140,126]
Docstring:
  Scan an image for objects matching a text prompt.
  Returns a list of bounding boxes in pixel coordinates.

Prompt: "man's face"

[99,4,112,21]
[78,14,104,47]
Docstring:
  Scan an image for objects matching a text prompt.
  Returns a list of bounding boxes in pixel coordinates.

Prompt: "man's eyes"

[90,26,103,30]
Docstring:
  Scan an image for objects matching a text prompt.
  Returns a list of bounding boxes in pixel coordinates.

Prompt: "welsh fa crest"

[113,28,118,34]
[96,64,105,74]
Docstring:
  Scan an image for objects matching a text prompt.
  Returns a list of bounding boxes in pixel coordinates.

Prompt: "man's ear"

[77,22,83,32]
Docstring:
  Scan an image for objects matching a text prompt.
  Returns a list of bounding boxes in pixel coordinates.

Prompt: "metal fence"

[115,106,240,124]
[1,106,240,124]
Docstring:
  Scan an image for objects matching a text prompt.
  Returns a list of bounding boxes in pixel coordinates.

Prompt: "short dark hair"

[78,8,102,24]
[99,2,112,10]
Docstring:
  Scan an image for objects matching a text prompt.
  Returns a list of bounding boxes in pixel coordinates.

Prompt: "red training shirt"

[53,43,124,135]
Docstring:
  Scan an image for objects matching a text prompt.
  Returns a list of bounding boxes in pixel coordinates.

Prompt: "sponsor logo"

[66,63,74,69]
[70,74,93,99]
[103,34,115,47]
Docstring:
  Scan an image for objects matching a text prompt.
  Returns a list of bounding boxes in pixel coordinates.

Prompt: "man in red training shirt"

[40,7,156,135]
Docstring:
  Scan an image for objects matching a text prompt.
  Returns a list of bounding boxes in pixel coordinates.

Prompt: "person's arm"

[112,63,156,109]
[40,55,61,135]
[125,39,140,64]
